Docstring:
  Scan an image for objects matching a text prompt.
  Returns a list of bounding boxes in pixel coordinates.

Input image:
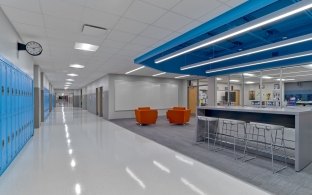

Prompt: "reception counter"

[196,106,312,171]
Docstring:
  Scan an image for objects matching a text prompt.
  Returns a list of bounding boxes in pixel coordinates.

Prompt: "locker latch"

[1,86,4,95]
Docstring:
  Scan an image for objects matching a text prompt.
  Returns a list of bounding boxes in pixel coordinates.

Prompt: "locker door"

[17,70,21,151]
[6,64,12,163]
[1,62,7,170]
[11,67,16,157]
[0,60,3,173]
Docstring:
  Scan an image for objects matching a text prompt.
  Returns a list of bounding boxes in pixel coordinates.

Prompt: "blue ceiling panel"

[134,0,312,77]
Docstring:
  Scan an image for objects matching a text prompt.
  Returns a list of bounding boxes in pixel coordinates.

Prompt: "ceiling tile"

[124,0,167,24]
[40,0,85,21]
[114,17,148,34]
[2,6,44,26]
[12,22,46,39]
[131,35,159,47]
[45,15,81,33]
[82,8,120,29]
[141,0,181,10]
[86,0,134,16]
[0,0,41,13]
[154,11,192,31]
[101,39,127,49]
[106,29,136,43]
[140,25,172,40]
[177,20,202,33]
[225,0,247,8]
[198,5,231,23]
[172,0,222,19]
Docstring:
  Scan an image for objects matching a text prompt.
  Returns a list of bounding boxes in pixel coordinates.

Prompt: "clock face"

[25,41,43,56]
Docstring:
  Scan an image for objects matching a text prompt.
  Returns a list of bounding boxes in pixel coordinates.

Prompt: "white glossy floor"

[0,107,271,195]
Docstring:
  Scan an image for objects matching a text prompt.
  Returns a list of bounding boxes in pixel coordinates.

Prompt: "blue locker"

[0,60,3,173]
[1,61,7,171]
[18,70,21,151]
[11,67,16,157]
[6,63,12,163]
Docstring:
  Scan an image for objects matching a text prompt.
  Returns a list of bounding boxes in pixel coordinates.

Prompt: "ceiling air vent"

[82,24,107,36]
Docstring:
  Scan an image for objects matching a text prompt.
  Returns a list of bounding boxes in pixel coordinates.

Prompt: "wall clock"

[17,41,43,56]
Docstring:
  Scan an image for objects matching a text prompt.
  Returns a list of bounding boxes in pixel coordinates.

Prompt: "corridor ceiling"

[0,0,245,88]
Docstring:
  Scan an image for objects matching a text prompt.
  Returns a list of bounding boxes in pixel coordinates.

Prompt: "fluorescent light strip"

[155,2,312,64]
[181,34,312,70]
[152,72,166,77]
[206,52,312,74]
[245,81,255,84]
[74,42,99,52]
[175,75,190,79]
[125,66,145,74]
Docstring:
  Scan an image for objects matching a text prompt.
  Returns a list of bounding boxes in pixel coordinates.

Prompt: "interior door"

[96,88,98,115]
[188,86,198,114]
[99,87,103,117]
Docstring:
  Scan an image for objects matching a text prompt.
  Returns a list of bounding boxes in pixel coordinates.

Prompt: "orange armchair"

[135,107,158,125]
[166,107,191,125]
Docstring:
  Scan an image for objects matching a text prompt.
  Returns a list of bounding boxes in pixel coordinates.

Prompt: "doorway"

[188,86,198,114]
[96,87,103,117]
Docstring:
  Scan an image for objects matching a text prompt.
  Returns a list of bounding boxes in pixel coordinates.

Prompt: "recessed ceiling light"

[69,64,85,69]
[65,82,72,85]
[125,66,145,74]
[67,73,78,77]
[302,64,312,69]
[74,42,99,52]
[245,81,255,84]
[152,72,166,77]
[66,79,74,81]
[243,73,255,77]
[174,75,190,79]
[156,1,312,64]
[216,77,222,81]
[230,79,240,82]
[262,76,272,79]
[276,78,295,81]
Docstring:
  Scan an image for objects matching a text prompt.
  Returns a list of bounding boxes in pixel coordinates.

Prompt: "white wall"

[108,74,187,119]
[82,74,188,120]
[0,8,34,77]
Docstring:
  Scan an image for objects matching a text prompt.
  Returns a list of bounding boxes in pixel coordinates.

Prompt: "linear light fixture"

[125,66,145,74]
[174,75,190,79]
[67,73,78,77]
[243,73,255,77]
[216,77,222,81]
[155,1,312,64]
[74,42,99,52]
[276,78,295,81]
[65,82,72,85]
[262,76,272,79]
[152,72,166,77]
[69,64,85,69]
[66,79,74,81]
[181,34,312,70]
[230,79,240,82]
[206,52,312,74]
[245,81,255,84]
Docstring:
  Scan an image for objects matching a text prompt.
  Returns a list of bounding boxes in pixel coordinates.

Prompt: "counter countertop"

[197,106,312,115]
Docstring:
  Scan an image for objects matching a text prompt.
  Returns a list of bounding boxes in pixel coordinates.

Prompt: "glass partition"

[242,71,261,107]
[216,76,229,106]
[198,79,208,106]
[229,74,242,106]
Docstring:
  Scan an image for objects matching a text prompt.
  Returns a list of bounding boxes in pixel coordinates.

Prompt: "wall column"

[33,65,41,128]
[40,72,44,122]
[207,77,216,106]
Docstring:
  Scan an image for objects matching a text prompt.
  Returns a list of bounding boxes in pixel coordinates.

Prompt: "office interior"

[0,0,312,195]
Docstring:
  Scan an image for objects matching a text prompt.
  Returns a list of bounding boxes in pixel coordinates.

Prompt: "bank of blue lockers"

[0,56,34,175]
[44,88,50,119]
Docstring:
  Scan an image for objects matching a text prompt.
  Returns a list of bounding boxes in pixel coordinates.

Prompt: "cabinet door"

[6,64,12,162]
[1,62,7,170]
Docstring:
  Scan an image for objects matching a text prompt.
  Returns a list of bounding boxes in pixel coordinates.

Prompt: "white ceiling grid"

[0,0,246,88]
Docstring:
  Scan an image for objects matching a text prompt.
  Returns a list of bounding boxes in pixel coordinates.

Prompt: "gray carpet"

[111,116,312,195]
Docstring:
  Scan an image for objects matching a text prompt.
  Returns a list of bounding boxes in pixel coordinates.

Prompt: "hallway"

[0,108,269,195]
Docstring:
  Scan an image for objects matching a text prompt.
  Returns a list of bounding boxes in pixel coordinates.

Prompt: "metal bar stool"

[244,122,288,173]
[214,118,247,159]
[197,116,219,149]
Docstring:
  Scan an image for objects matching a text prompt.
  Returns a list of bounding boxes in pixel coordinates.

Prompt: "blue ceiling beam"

[134,0,278,64]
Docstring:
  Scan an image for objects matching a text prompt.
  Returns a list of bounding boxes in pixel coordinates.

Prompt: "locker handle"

[8,136,10,144]
[7,87,9,95]
[1,86,4,95]
[2,140,4,147]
